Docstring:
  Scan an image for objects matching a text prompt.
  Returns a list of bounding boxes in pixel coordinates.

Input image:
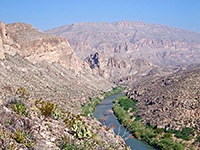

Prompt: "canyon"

[1,20,200,149]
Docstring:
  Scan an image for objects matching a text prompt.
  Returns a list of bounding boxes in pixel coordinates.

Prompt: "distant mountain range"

[46,20,200,66]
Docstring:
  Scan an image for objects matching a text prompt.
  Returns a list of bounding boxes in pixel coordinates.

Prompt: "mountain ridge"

[46,20,200,66]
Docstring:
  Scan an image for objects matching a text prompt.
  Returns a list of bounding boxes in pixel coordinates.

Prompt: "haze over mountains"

[46,20,200,66]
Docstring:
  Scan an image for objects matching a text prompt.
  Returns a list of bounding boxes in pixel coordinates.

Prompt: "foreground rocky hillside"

[0,88,128,149]
[46,20,200,66]
[127,65,200,134]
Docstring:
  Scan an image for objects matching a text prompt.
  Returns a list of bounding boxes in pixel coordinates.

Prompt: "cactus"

[52,110,65,120]
[71,120,92,139]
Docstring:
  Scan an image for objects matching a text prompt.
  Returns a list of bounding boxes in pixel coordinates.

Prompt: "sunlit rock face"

[46,20,200,66]
[0,21,115,113]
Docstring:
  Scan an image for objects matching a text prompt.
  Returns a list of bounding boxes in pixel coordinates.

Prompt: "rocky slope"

[45,20,200,66]
[0,89,128,150]
[0,21,115,113]
[0,53,114,114]
[85,52,180,85]
[127,65,200,132]
[0,21,128,150]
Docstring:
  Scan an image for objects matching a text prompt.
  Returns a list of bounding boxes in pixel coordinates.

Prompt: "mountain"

[46,20,200,66]
[0,21,114,113]
[0,21,90,73]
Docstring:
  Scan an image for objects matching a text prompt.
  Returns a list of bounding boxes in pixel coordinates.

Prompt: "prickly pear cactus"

[71,120,92,139]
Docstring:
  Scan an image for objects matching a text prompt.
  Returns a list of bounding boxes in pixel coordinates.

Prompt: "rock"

[46,21,200,66]
[0,21,115,114]
[85,52,178,85]
[127,66,200,132]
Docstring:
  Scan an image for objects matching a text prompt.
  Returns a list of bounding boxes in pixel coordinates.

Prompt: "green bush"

[175,127,194,141]
[117,95,137,111]
[1,130,15,150]
[113,104,127,124]
[197,136,200,142]
[82,97,101,116]
[11,101,29,117]
[157,138,185,150]
[164,133,172,139]
[104,86,126,98]
[134,117,142,121]
[154,128,164,134]
[112,94,186,150]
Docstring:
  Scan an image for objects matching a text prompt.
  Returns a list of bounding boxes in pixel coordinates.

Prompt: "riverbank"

[82,86,126,117]
[93,93,155,150]
[112,94,186,150]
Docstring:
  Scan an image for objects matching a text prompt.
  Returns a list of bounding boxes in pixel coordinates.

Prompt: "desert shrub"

[13,129,25,143]
[52,110,65,120]
[70,120,92,139]
[35,99,57,117]
[15,87,30,101]
[11,101,29,117]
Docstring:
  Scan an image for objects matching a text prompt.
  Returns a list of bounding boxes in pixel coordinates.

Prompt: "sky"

[0,0,200,33]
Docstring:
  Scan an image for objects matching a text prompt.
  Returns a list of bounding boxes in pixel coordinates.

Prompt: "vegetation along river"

[93,93,155,150]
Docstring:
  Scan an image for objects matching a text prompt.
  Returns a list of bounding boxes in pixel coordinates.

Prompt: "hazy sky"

[0,0,200,32]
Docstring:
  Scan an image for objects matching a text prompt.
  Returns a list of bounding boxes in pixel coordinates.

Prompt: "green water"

[93,93,155,150]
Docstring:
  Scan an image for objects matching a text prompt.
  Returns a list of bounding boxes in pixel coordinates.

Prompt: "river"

[93,93,155,150]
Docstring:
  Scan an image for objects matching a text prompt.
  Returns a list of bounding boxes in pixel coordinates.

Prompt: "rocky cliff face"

[127,65,200,131]
[0,21,91,73]
[46,21,200,66]
[0,21,114,113]
[85,52,180,85]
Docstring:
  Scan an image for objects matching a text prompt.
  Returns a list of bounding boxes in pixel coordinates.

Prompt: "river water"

[93,93,155,150]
